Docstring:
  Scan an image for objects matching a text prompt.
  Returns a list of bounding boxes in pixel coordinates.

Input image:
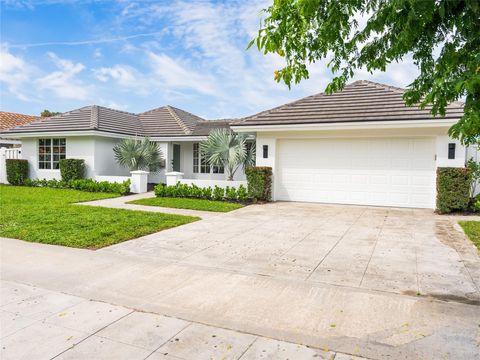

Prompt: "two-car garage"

[275,137,437,208]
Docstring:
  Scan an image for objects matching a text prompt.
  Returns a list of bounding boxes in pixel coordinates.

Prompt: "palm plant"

[200,129,256,180]
[113,137,164,172]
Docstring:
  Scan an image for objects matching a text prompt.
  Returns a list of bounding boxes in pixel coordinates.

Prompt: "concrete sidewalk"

[1,237,479,360]
[2,280,368,360]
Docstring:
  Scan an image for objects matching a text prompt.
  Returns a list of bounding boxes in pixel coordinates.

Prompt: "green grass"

[0,185,199,249]
[127,197,244,212]
[459,221,480,250]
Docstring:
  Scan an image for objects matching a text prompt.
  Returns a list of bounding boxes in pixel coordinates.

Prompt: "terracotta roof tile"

[0,111,42,130]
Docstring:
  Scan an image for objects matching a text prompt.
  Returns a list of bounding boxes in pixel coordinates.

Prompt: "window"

[193,142,224,174]
[39,138,66,169]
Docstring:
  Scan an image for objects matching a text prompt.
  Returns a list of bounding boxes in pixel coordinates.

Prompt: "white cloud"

[0,46,35,101]
[36,52,90,100]
[93,64,137,87]
[147,52,217,95]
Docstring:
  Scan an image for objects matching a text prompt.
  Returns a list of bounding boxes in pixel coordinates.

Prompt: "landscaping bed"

[0,185,198,249]
[128,197,244,212]
[459,221,480,250]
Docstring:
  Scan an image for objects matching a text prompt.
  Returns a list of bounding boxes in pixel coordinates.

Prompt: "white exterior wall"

[22,136,96,180]
[93,137,130,176]
[435,136,466,168]
[149,142,168,184]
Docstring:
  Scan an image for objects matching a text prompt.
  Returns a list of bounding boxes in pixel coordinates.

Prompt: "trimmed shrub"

[59,159,85,182]
[473,195,480,212]
[23,178,130,195]
[6,159,29,185]
[213,186,225,201]
[225,186,237,201]
[245,166,272,201]
[436,167,472,214]
[153,182,248,203]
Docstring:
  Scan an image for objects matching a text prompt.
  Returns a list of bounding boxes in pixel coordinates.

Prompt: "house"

[232,80,467,209]
[0,111,42,148]
[0,105,240,184]
[0,80,471,209]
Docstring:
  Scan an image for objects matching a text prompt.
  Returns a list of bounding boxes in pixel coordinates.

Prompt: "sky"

[1,0,419,119]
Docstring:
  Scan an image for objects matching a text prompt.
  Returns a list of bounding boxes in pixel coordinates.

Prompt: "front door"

[172,144,181,171]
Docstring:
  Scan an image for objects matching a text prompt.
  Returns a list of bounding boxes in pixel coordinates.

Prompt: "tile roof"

[0,105,224,137]
[0,111,42,130]
[234,80,464,126]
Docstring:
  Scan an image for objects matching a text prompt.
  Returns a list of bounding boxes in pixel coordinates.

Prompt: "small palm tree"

[200,129,256,180]
[113,137,164,172]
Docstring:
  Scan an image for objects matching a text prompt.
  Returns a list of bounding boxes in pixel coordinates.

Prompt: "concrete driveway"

[103,202,480,302]
[2,201,480,359]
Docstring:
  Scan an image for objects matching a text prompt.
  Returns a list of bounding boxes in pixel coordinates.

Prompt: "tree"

[113,138,164,172]
[40,110,61,117]
[249,0,480,145]
[200,129,256,181]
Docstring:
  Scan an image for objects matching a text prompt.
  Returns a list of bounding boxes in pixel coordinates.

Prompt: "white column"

[165,171,184,186]
[130,170,150,193]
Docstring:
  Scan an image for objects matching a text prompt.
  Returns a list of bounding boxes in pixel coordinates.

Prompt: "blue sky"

[1,0,419,119]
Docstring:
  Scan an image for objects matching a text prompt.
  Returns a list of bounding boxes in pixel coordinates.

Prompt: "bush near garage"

[245,166,272,201]
[153,182,249,203]
[6,159,29,185]
[436,167,472,214]
[59,159,85,182]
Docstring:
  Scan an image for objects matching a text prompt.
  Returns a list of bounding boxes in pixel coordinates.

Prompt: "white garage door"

[276,137,436,208]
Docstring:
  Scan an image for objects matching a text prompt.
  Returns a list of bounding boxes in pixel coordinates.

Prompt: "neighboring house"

[0,111,42,147]
[232,80,468,209]
[0,105,239,184]
[0,80,473,209]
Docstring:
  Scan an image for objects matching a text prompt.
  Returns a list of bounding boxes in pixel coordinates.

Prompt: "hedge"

[436,167,472,214]
[154,182,249,202]
[6,159,29,185]
[59,159,85,182]
[245,166,272,201]
[23,178,131,195]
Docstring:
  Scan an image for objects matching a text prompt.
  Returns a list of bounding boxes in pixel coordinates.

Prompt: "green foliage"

[128,197,243,213]
[6,159,28,185]
[250,0,480,145]
[200,129,256,180]
[459,221,480,250]
[467,158,480,197]
[436,167,472,214]
[473,195,480,212]
[237,184,249,202]
[113,137,164,172]
[154,182,249,203]
[0,185,197,248]
[225,186,238,201]
[23,178,131,195]
[40,109,61,117]
[245,166,272,201]
[213,185,225,201]
[59,159,85,182]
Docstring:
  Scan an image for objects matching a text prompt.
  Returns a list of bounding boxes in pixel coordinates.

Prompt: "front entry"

[172,144,181,172]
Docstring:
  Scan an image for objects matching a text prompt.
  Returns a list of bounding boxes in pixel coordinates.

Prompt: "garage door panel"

[276,138,436,208]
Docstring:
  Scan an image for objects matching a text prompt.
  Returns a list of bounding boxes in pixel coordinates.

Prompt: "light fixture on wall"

[448,143,456,159]
[263,145,268,159]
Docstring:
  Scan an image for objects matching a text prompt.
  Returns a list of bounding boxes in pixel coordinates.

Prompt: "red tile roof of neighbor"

[0,111,42,130]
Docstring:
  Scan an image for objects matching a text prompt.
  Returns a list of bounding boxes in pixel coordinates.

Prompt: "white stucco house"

[1,80,475,209]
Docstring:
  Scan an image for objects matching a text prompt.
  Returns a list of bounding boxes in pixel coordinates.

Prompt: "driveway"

[2,201,480,359]
[103,202,480,302]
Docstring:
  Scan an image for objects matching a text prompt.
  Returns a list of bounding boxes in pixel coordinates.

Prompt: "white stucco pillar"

[130,170,149,193]
[165,171,184,186]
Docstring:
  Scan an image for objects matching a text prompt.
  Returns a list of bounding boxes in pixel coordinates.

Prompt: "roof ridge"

[90,105,99,129]
[166,105,192,135]
[168,105,206,122]
[95,105,137,116]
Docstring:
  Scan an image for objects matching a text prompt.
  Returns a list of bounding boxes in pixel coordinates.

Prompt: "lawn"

[0,185,199,249]
[127,197,244,212]
[459,221,480,250]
